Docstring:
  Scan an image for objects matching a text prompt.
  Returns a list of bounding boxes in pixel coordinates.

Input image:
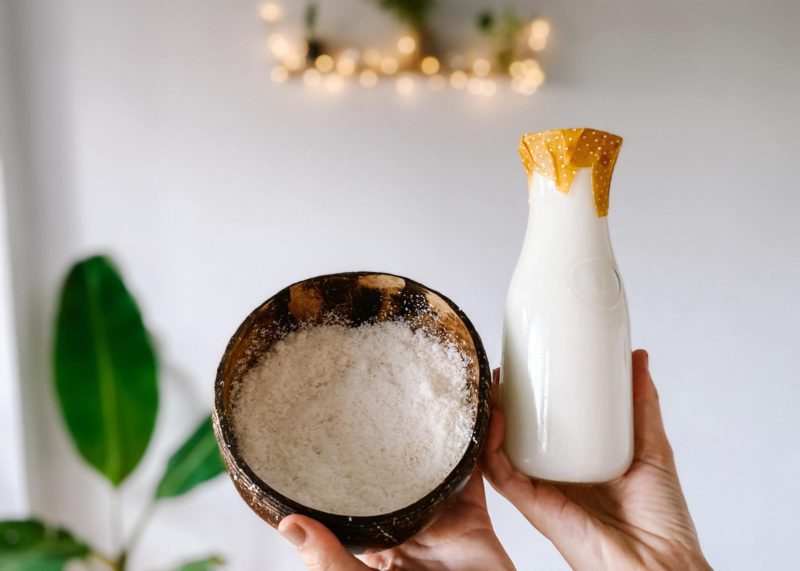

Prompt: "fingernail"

[643,350,649,368]
[279,522,306,547]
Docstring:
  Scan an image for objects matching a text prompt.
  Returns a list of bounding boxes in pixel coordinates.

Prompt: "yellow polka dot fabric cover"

[518,128,623,217]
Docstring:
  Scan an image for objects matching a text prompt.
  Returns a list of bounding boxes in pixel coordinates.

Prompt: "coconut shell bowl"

[212,271,492,552]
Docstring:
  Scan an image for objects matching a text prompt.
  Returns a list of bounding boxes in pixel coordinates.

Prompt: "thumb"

[278,515,371,571]
[632,349,675,470]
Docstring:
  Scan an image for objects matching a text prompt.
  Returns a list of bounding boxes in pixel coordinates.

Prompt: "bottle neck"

[522,168,613,259]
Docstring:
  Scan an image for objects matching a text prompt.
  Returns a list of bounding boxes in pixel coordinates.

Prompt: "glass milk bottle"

[501,128,633,483]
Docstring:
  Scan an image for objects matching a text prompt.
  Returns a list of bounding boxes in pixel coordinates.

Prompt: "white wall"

[3,0,799,569]
[0,0,28,516]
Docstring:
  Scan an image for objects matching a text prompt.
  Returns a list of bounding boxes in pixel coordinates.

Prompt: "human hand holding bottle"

[483,349,712,570]
[279,349,710,570]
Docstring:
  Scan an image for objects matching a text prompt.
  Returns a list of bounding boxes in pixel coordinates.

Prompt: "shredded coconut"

[231,320,473,516]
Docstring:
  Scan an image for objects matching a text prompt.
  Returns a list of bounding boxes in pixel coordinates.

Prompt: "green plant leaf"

[155,416,225,499]
[476,11,494,33]
[304,3,318,33]
[53,255,159,486]
[173,555,224,571]
[374,0,433,27]
[0,520,90,570]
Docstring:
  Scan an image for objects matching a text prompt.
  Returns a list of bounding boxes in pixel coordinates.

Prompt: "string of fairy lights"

[259,2,550,97]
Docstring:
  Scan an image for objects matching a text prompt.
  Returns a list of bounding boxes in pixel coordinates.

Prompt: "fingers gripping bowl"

[212,272,491,551]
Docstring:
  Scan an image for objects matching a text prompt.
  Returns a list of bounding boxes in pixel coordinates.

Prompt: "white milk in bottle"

[501,128,633,483]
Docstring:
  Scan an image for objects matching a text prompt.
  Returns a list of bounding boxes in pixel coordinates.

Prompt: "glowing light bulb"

[359,69,378,87]
[509,61,523,77]
[270,65,289,83]
[481,79,497,97]
[283,53,303,71]
[267,34,290,58]
[518,78,537,95]
[397,35,417,55]
[363,48,382,68]
[297,41,309,58]
[340,49,360,64]
[303,68,322,87]
[467,77,483,95]
[380,57,399,75]
[428,74,447,90]
[315,54,334,73]
[529,36,547,51]
[511,77,538,95]
[336,55,356,76]
[522,59,540,75]
[531,19,550,38]
[450,70,468,89]
[527,68,545,86]
[325,74,345,92]
[421,56,440,75]
[529,19,550,51]
[473,58,491,77]
[396,76,414,95]
[259,2,283,23]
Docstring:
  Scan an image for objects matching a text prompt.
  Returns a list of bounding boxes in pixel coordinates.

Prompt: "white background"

[1,0,798,569]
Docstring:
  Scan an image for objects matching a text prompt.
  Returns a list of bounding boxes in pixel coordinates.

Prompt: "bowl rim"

[213,270,492,527]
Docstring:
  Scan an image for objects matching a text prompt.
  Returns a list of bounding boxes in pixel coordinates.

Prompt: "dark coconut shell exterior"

[212,272,492,552]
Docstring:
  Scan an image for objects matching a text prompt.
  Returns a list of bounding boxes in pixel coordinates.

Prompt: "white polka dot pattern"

[518,128,623,217]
